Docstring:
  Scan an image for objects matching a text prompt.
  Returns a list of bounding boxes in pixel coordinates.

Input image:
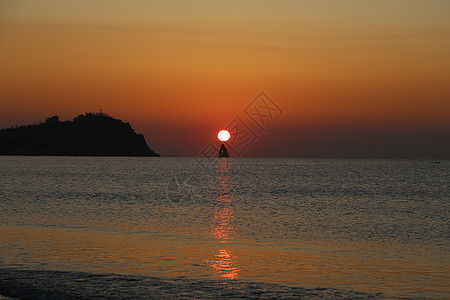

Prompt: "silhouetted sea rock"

[0,112,159,156]
[218,144,229,157]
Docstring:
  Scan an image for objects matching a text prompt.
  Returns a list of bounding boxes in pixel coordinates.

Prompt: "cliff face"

[0,113,159,156]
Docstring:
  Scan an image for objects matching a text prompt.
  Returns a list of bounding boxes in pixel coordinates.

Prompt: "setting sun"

[217,130,230,142]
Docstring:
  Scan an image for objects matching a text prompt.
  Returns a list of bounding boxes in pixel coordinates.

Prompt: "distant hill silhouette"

[0,112,159,156]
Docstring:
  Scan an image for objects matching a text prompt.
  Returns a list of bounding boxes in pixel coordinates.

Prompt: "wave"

[0,268,385,299]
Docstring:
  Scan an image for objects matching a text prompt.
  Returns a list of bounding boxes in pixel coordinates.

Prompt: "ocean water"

[0,157,448,299]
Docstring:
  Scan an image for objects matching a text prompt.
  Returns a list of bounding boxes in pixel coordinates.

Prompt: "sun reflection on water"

[212,205,234,243]
[206,159,240,280]
[209,249,240,280]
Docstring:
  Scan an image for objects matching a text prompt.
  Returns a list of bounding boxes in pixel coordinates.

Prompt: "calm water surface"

[0,157,448,298]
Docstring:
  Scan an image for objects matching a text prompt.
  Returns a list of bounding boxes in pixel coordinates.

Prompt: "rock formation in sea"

[218,144,229,157]
[0,112,159,156]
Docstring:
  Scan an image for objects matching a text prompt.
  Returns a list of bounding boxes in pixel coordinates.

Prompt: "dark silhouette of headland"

[0,112,159,156]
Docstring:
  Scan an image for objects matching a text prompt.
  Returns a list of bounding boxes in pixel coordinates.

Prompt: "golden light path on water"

[205,159,240,280]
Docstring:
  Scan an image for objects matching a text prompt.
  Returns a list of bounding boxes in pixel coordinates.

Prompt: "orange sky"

[0,0,449,157]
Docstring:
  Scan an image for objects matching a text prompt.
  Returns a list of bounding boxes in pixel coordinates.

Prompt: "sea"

[0,157,448,299]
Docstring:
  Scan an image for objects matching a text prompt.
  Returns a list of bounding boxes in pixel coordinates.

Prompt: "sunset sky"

[0,0,449,157]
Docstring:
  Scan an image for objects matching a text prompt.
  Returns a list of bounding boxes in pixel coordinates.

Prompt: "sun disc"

[218,130,230,142]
